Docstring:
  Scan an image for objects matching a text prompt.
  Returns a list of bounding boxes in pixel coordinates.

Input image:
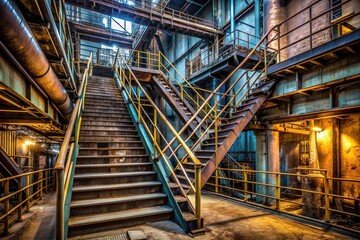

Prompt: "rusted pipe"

[0,0,73,119]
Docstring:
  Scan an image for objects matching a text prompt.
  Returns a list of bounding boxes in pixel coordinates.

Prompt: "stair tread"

[174,195,188,202]
[80,129,136,132]
[79,147,144,150]
[77,154,148,158]
[79,135,140,138]
[68,206,172,227]
[76,162,152,168]
[168,182,179,188]
[79,140,143,143]
[74,171,156,179]
[182,211,197,221]
[182,162,206,167]
[71,193,166,208]
[72,181,162,192]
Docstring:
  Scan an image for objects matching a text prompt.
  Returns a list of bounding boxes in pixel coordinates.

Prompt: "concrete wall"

[339,114,360,199]
[285,0,331,59]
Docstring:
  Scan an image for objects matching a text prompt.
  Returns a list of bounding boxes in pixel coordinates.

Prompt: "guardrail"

[0,168,54,235]
[55,53,92,240]
[206,167,360,232]
[186,30,262,78]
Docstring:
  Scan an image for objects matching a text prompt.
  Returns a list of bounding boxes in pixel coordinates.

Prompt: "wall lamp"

[312,119,322,132]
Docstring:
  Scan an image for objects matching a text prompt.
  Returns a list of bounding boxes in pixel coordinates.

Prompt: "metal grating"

[92,234,128,240]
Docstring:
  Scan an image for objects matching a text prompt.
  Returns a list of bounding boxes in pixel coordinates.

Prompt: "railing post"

[45,169,49,193]
[17,177,23,222]
[26,175,30,212]
[56,170,64,240]
[137,51,140,67]
[147,51,150,69]
[244,171,248,202]
[158,52,161,71]
[39,171,43,200]
[137,87,141,122]
[153,108,157,157]
[3,180,10,236]
[277,25,281,62]
[276,173,281,210]
[195,164,202,228]
[215,98,219,193]
[180,87,184,101]
[324,171,330,222]
[264,36,268,78]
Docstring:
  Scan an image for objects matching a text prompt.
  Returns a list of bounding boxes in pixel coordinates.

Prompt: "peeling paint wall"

[340,114,360,199]
[285,0,331,59]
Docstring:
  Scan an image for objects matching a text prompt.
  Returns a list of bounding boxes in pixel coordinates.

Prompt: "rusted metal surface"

[0,0,73,120]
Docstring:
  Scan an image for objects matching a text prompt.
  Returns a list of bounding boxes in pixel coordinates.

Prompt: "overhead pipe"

[0,0,73,120]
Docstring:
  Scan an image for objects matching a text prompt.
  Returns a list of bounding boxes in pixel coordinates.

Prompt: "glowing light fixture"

[24,140,35,146]
[312,119,322,132]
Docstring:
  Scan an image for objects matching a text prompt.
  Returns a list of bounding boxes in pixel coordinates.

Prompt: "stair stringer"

[115,73,197,233]
[194,84,275,190]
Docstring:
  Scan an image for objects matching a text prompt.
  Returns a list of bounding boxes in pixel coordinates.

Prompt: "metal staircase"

[68,75,173,237]
[114,56,205,234]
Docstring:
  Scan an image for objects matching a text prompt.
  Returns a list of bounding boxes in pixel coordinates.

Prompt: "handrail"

[166,0,359,168]
[55,52,92,240]
[0,168,54,235]
[98,0,218,33]
[117,48,215,122]
[114,49,202,228]
[185,29,263,77]
[116,51,200,166]
[207,166,360,231]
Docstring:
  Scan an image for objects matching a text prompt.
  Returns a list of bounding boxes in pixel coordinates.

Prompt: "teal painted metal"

[63,144,78,237]
[255,0,261,37]
[113,73,188,232]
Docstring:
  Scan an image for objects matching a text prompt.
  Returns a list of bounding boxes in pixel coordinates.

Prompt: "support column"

[255,130,267,204]
[302,120,323,219]
[264,0,288,60]
[267,130,280,205]
[230,0,235,39]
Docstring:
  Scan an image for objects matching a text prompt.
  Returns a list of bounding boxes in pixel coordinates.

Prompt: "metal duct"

[0,0,73,120]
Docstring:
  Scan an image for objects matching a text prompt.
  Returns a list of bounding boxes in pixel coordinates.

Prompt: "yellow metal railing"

[55,53,92,240]
[115,49,216,123]
[186,29,263,78]
[0,168,54,235]
[171,0,360,188]
[207,167,360,230]
[114,50,202,228]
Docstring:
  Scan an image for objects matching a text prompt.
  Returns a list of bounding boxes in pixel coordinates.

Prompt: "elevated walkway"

[65,0,221,40]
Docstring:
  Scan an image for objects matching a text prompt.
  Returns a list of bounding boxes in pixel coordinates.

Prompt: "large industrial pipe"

[0,0,73,119]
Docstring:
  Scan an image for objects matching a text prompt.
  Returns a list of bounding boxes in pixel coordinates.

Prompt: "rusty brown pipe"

[0,0,73,120]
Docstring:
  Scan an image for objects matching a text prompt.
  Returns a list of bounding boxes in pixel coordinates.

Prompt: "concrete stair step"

[78,141,143,148]
[70,193,167,216]
[82,112,130,118]
[80,126,135,131]
[80,129,137,136]
[68,206,172,236]
[75,162,152,173]
[79,135,140,142]
[81,121,134,127]
[71,181,162,200]
[84,106,128,112]
[73,171,156,186]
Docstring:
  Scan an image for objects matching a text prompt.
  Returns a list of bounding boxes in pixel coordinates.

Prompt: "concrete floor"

[3,192,56,240]
[9,192,355,240]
